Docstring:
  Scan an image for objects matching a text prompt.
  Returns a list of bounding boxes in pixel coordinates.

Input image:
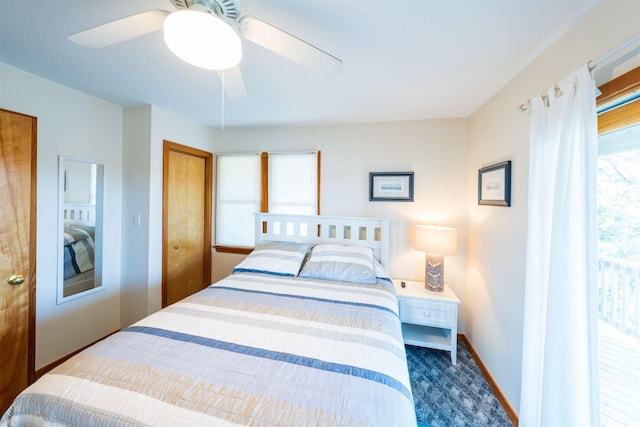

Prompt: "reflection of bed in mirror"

[62,203,96,297]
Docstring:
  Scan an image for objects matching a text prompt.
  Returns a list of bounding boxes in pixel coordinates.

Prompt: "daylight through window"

[215,151,320,249]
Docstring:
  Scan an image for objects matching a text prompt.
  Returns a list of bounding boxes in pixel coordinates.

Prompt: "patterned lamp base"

[425,254,444,292]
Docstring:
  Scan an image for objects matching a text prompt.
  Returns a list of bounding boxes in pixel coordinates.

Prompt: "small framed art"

[369,172,414,202]
[478,161,511,206]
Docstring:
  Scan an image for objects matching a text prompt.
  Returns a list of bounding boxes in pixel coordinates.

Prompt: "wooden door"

[162,141,212,307]
[0,109,37,414]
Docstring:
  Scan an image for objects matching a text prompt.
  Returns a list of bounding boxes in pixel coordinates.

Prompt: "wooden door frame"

[161,140,212,307]
[27,114,36,386]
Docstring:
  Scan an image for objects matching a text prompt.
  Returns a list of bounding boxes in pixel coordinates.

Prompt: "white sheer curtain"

[520,65,600,426]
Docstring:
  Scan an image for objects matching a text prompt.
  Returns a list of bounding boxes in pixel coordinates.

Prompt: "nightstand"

[394,279,461,365]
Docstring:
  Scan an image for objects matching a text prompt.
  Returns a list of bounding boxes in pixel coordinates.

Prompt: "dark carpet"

[406,341,513,427]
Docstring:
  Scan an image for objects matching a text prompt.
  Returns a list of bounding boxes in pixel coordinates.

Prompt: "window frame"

[214,150,321,254]
[214,152,261,253]
[597,66,640,133]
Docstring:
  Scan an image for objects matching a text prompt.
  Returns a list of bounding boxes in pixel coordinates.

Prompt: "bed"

[62,204,96,281]
[2,214,417,426]
[63,224,95,279]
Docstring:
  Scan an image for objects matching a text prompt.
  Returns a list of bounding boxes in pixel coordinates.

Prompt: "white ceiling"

[0,0,597,129]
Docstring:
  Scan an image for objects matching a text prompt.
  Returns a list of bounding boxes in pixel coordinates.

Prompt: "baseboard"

[459,334,519,427]
[34,330,120,382]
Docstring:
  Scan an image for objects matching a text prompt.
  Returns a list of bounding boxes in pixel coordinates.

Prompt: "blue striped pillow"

[233,241,311,277]
[299,244,377,284]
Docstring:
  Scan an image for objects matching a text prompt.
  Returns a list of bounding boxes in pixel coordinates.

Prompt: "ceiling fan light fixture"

[163,8,242,70]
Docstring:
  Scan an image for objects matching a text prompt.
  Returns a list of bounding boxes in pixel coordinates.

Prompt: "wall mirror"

[57,156,105,303]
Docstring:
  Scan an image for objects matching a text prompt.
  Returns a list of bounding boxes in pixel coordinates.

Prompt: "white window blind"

[268,152,318,215]
[216,153,260,246]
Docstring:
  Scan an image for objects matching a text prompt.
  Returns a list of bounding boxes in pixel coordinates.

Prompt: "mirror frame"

[57,155,105,304]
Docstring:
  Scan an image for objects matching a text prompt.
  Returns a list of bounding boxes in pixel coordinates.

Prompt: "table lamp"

[415,225,458,292]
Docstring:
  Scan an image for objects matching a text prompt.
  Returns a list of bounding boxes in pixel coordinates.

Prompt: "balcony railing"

[598,255,640,339]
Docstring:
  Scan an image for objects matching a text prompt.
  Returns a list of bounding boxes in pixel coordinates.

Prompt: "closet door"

[0,109,37,414]
[162,141,212,306]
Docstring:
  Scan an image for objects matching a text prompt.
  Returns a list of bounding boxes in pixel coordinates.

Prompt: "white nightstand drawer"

[394,280,460,364]
[399,300,453,328]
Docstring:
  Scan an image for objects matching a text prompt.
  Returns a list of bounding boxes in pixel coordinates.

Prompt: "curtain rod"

[518,32,640,112]
[588,32,640,71]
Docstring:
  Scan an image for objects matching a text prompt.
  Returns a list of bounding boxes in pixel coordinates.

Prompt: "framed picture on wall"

[478,161,511,206]
[369,172,414,202]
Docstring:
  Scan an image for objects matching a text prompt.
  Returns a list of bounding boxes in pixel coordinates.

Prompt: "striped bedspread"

[2,272,416,426]
[63,225,95,279]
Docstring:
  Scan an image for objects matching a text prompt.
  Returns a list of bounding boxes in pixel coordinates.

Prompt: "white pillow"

[373,259,392,281]
[233,241,311,277]
[299,244,377,284]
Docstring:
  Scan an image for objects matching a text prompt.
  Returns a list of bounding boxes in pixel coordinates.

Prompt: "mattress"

[2,272,416,426]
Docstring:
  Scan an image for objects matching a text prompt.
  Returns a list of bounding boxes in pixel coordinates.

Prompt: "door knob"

[7,274,25,286]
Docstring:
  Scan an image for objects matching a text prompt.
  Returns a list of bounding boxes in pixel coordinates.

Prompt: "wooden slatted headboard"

[254,213,390,269]
[63,203,95,226]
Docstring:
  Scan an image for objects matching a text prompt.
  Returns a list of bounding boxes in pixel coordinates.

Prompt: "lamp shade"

[163,7,242,70]
[415,225,458,256]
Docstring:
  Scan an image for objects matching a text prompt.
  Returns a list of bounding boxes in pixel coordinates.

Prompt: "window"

[215,153,261,247]
[269,152,318,215]
[596,66,640,427]
[215,151,320,251]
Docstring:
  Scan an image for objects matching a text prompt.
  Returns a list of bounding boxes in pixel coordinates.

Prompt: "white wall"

[0,62,123,369]
[213,119,469,328]
[0,64,216,366]
[120,105,215,325]
[121,106,152,328]
[465,0,640,413]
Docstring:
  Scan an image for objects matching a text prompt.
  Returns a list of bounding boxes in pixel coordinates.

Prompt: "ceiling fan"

[67,0,342,99]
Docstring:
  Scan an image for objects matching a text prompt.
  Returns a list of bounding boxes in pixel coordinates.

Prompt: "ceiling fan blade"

[68,10,170,48]
[239,16,342,76]
[218,66,248,99]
